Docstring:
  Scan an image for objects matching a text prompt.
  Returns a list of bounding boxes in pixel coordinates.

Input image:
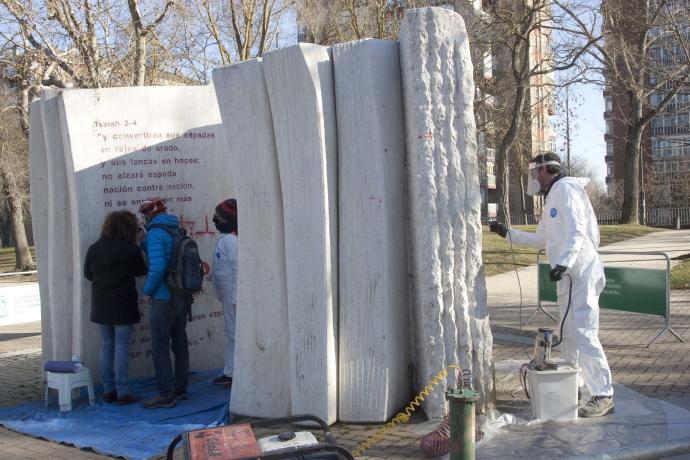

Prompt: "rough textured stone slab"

[262,43,338,425]
[332,39,410,422]
[212,60,291,418]
[399,7,493,419]
[44,86,234,379]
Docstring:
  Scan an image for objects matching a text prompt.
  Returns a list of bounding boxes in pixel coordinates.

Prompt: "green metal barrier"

[538,264,666,317]
[533,251,684,347]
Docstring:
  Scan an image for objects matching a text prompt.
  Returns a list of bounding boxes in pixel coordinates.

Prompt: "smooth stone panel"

[263,43,338,425]
[400,7,493,418]
[28,100,52,354]
[333,39,410,422]
[40,91,74,362]
[212,60,291,418]
[52,86,234,379]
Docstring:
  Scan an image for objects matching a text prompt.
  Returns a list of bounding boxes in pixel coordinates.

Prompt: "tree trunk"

[0,168,33,270]
[133,34,147,86]
[496,84,527,224]
[620,95,644,224]
[496,146,511,224]
[519,173,528,225]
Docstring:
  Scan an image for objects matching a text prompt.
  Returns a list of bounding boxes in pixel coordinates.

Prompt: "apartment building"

[604,0,690,208]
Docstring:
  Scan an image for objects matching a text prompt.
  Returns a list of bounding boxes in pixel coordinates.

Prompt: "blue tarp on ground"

[0,369,230,460]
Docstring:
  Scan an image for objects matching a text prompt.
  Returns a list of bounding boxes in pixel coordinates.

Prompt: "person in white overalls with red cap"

[211,199,238,388]
[490,152,614,418]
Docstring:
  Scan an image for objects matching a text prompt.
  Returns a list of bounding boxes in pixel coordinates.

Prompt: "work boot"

[579,396,614,418]
[173,388,188,400]
[213,375,233,387]
[103,391,117,403]
[142,393,176,409]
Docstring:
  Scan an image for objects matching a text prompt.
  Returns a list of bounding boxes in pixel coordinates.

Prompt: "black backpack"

[150,224,204,301]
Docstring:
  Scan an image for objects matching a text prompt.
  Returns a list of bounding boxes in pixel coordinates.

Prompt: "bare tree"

[558,0,690,224]
[186,0,293,65]
[295,0,435,45]
[128,0,176,86]
[470,0,596,224]
[551,81,585,174]
[0,83,33,270]
[0,0,177,89]
[0,0,178,269]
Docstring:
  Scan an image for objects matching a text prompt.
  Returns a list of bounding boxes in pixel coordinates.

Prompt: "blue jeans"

[149,298,189,396]
[99,324,134,396]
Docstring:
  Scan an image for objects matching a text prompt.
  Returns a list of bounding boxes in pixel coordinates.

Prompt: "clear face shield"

[526,159,561,196]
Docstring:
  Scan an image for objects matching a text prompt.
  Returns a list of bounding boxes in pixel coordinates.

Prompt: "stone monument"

[332,39,411,423]
[32,6,493,425]
[399,8,493,418]
[212,59,291,419]
[262,43,339,426]
[31,86,235,378]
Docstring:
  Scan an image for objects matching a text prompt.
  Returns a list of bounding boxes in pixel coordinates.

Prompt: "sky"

[558,83,607,182]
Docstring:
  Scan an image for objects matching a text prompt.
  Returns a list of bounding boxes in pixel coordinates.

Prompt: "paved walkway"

[0,229,689,459]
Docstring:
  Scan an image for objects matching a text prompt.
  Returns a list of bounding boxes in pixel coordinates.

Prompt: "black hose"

[166,433,183,460]
[552,273,572,348]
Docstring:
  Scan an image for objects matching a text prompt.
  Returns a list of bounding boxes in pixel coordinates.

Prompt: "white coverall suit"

[509,177,614,397]
[212,232,238,378]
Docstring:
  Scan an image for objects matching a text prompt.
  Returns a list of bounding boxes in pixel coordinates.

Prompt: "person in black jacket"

[84,210,147,405]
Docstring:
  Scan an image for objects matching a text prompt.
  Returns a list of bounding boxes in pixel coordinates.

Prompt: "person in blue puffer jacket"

[138,197,190,409]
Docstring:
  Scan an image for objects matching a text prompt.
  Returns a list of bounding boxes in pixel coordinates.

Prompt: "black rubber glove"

[549,265,567,282]
[489,221,508,238]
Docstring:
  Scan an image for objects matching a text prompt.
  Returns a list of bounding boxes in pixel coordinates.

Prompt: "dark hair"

[226,215,238,234]
[101,210,138,244]
[531,152,562,175]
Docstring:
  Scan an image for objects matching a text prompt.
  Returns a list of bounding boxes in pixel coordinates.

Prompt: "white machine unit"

[527,365,580,421]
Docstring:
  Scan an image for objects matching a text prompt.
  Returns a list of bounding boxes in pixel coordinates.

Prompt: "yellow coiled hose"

[351,364,461,457]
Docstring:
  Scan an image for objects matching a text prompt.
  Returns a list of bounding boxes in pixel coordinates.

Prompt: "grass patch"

[482,224,661,277]
[671,258,690,290]
[0,224,668,282]
[598,224,660,246]
[0,247,37,282]
[0,246,17,255]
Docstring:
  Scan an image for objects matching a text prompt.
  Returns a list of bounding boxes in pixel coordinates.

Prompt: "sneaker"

[173,388,188,400]
[213,375,233,387]
[579,396,614,418]
[142,393,176,409]
[103,391,117,403]
[117,394,141,405]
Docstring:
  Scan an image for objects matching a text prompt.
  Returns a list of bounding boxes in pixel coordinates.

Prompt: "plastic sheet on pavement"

[476,384,690,458]
[0,369,229,460]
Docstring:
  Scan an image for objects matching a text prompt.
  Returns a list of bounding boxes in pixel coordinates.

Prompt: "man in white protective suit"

[489,152,614,418]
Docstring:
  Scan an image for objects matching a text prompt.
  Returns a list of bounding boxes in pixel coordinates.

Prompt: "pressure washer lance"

[533,328,557,371]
